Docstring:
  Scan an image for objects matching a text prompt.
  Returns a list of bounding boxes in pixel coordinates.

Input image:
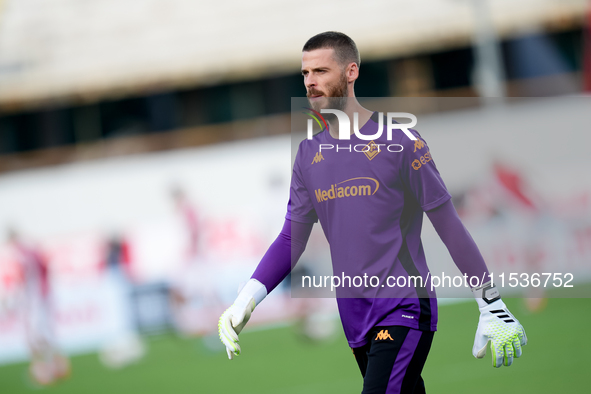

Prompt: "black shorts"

[352,326,434,394]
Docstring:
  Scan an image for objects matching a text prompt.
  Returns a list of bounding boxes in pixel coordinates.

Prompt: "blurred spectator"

[98,233,146,369]
[171,186,200,262]
[6,229,70,386]
[104,234,134,282]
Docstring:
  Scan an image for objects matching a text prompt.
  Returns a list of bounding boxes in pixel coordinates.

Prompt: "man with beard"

[219,32,527,393]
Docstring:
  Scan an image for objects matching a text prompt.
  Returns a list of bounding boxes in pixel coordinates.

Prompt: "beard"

[307,71,348,113]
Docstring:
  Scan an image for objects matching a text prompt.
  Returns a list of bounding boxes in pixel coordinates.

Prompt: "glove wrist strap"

[472,280,501,308]
[234,279,267,311]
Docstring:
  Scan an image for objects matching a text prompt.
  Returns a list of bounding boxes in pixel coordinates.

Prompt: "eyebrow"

[301,67,329,75]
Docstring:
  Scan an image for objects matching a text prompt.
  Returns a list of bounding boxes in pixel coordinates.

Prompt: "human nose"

[304,73,316,89]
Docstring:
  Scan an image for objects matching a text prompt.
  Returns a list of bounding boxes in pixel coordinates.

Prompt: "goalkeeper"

[219,31,526,394]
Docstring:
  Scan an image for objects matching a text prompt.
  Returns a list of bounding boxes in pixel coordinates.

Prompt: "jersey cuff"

[422,192,452,212]
[285,213,318,224]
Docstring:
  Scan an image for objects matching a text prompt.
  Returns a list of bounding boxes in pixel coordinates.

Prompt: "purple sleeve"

[287,143,318,224]
[251,218,313,293]
[426,199,490,284]
[399,131,452,211]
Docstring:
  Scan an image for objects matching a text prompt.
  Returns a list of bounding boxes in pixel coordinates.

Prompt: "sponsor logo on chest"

[314,177,380,203]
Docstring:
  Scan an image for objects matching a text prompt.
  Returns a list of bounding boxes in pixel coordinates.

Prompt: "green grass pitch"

[1,297,589,393]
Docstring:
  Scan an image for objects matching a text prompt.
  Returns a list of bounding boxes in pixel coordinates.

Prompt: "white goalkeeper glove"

[472,282,527,367]
[218,279,267,360]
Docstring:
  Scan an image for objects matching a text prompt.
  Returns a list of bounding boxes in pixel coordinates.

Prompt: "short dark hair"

[302,31,360,68]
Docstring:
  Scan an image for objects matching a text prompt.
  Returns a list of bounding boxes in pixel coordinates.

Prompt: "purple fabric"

[287,112,449,347]
[251,219,313,293]
[425,199,489,283]
[254,113,491,348]
[387,329,423,394]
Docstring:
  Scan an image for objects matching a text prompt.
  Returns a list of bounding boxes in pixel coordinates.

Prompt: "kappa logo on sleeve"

[375,330,393,341]
[311,152,324,165]
[413,137,426,152]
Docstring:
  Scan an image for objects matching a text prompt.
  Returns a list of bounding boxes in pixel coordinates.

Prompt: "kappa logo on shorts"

[311,152,324,165]
[375,329,393,341]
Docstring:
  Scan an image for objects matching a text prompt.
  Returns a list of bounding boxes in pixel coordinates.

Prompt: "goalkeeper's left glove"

[218,279,267,360]
[472,281,528,367]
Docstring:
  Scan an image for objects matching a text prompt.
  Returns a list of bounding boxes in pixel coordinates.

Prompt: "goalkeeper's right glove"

[218,279,267,360]
[472,282,527,367]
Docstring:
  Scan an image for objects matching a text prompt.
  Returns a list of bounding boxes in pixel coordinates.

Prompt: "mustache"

[307,89,324,98]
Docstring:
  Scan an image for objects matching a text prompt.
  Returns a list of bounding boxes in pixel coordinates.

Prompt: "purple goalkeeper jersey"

[286,112,451,347]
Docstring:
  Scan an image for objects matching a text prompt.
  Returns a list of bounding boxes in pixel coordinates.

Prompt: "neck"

[327,98,373,139]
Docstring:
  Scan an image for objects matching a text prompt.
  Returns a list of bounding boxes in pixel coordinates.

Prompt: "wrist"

[472,280,501,309]
[234,279,267,311]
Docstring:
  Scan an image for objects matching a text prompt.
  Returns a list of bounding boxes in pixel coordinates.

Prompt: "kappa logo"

[311,152,324,165]
[375,330,393,341]
[413,137,425,152]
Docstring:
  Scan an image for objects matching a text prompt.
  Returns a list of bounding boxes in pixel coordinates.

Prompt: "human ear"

[347,63,359,82]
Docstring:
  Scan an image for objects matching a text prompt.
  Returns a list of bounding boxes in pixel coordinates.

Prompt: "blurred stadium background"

[1,0,591,392]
